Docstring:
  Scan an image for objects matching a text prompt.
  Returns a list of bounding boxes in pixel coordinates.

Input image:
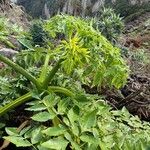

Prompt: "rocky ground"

[107,12,150,121]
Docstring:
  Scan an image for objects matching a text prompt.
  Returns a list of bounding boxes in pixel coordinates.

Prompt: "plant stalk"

[0,86,74,116]
[48,86,74,97]
[0,54,41,90]
[42,59,63,89]
[39,53,50,82]
[0,92,32,117]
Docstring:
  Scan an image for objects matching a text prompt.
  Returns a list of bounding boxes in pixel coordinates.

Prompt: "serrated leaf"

[42,126,66,136]
[4,136,32,147]
[67,106,79,124]
[80,133,98,144]
[57,98,70,114]
[5,127,18,136]
[82,110,97,130]
[87,144,99,150]
[24,128,32,139]
[20,126,31,136]
[71,122,80,136]
[31,91,41,100]
[25,104,46,111]
[18,38,33,49]
[93,68,103,86]
[31,111,55,122]
[71,141,82,150]
[41,138,69,150]
[26,100,41,106]
[31,127,43,144]
[75,94,89,103]
[63,117,70,126]
[43,94,60,108]
[37,145,52,150]
[64,132,72,142]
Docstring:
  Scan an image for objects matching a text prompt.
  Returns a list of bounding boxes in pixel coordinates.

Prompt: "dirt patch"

[82,74,150,121]
[108,12,150,121]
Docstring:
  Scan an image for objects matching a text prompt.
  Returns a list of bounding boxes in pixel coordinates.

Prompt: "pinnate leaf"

[41,138,69,150]
[31,111,55,122]
[42,126,66,136]
[82,110,97,130]
[4,136,32,147]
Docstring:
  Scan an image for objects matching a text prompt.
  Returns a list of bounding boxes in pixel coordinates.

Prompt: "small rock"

[0,48,18,58]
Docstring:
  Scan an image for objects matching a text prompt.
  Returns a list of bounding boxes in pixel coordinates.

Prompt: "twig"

[118,86,144,108]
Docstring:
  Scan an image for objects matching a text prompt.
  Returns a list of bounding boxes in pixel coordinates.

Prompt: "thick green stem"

[48,86,74,97]
[39,53,50,82]
[42,59,63,89]
[0,92,32,117]
[0,86,74,116]
[0,54,41,90]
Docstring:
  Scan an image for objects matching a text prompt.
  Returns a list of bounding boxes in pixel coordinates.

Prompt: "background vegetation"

[17,0,150,20]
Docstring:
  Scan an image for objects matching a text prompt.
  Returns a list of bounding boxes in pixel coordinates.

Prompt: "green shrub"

[4,95,150,149]
[0,17,22,49]
[3,15,150,150]
[93,8,124,43]
[30,20,49,47]
[44,15,128,88]
[106,0,150,18]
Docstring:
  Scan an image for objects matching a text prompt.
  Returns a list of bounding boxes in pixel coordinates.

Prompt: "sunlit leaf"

[41,138,69,150]
[42,126,66,136]
[4,136,32,147]
[31,111,55,122]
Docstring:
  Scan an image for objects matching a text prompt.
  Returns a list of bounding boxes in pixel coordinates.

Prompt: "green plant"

[30,20,49,47]
[106,0,150,18]
[131,49,150,64]
[4,95,150,149]
[0,17,23,49]
[0,15,128,112]
[124,10,145,23]
[93,8,124,43]
[0,76,18,104]
[0,15,134,149]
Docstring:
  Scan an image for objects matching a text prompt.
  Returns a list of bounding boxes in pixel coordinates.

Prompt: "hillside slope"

[0,0,28,28]
[17,0,150,18]
[109,12,150,120]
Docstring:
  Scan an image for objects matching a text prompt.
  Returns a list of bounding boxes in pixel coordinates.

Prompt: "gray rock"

[0,48,18,58]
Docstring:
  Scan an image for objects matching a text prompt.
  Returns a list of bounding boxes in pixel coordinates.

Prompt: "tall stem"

[48,86,74,97]
[42,59,63,89]
[0,54,41,90]
[39,53,50,82]
[0,92,32,117]
[0,86,74,116]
